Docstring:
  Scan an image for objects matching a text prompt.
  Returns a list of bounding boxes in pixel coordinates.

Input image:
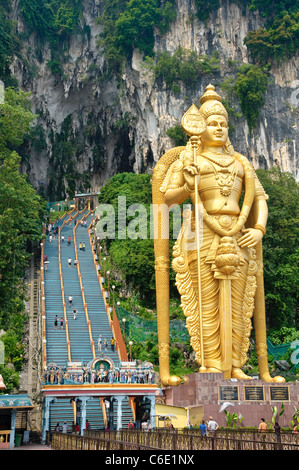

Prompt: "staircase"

[43,208,129,431]
[86,398,105,430]
[49,398,74,433]
[75,214,121,366]
[60,210,94,363]
[44,215,69,367]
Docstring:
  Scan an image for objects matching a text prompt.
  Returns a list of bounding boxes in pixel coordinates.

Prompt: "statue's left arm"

[238,173,268,248]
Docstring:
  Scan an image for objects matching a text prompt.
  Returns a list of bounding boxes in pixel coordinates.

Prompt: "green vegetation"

[256,167,299,330]
[268,328,299,345]
[113,0,162,57]
[0,88,45,393]
[192,1,299,66]
[166,124,188,146]
[98,173,156,302]
[19,0,83,42]
[0,1,19,86]
[220,63,269,133]
[97,0,177,72]
[239,1,299,66]
[154,47,220,93]
[244,10,299,66]
[18,0,84,75]
[194,0,220,22]
[233,64,269,132]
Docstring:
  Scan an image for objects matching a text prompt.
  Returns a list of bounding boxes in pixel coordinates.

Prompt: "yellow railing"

[73,214,96,358]
[0,430,11,448]
[41,233,47,369]
[58,224,72,362]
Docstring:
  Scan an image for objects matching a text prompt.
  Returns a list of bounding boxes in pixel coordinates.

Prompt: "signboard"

[244,386,264,401]
[269,386,290,401]
[219,385,239,401]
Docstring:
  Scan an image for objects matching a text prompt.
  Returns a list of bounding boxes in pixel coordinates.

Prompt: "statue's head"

[198,84,230,151]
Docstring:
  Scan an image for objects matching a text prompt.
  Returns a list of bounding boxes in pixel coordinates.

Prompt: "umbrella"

[219,402,235,413]
[158,413,178,419]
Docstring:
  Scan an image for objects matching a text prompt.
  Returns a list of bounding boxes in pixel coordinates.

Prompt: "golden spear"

[181,104,207,372]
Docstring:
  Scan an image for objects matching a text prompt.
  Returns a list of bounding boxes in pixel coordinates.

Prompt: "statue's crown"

[199,84,228,120]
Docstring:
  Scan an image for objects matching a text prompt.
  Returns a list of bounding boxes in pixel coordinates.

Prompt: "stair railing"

[87,219,113,327]
[100,397,108,429]
[40,233,47,369]
[58,225,72,362]
[73,218,96,358]
[112,304,129,362]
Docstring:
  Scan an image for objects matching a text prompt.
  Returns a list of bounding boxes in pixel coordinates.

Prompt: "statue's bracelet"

[184,182,195,193]
[254,224,266,235]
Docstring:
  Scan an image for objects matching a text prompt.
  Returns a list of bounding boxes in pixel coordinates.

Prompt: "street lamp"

[99,245,102,266]
[106,270,110,293]
[129,340,133,362]
[122,318,126,336]
[112,285,115,306]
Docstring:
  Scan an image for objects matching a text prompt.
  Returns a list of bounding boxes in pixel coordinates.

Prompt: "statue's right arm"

[165,185,191,206]
[164,159,197,206]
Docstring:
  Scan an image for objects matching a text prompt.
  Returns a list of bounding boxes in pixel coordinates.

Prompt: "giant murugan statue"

[153,84,284,386]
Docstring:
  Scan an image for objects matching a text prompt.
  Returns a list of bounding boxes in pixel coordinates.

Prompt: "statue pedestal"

[163,373,299,428]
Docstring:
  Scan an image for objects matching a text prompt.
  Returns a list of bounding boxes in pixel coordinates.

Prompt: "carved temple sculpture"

[153,84,284,387]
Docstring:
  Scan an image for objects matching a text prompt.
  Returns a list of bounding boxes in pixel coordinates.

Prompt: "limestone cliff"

[9,0,299,199]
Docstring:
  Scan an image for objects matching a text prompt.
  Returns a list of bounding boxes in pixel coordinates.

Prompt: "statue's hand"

[238,228,263,248]
[183,163,200,189]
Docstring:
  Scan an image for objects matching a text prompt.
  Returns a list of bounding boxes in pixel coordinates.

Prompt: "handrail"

[58,225,72,362]
[41,232,47,369]
[88,218,112,327]
[73,216,96,358]
[100,397,108,428]
[112,305,129,362]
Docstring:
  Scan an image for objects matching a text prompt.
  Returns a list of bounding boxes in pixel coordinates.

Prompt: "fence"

[51,428,299,451]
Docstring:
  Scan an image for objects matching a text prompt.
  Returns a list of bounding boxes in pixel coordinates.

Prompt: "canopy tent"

[0,395,34,449]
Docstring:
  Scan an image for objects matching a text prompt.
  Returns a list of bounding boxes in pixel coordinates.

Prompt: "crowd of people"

[43,364,156,386]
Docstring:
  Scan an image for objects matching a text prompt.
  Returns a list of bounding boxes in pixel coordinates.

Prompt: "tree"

[0,87,45,388]
[0,88,34,157]
[0,3,20,85]
[115,0,160,56]
[244,11,299,66]
[256,167,299,329]
[233,64,269,132]
[98,173,156,302]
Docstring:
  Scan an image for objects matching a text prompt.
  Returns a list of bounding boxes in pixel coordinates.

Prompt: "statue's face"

[201,115,228,148]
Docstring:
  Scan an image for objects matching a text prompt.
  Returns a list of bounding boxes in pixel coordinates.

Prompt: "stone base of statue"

[163,373,299,428]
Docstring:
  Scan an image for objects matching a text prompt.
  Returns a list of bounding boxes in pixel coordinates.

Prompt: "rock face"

[9,0,299,199]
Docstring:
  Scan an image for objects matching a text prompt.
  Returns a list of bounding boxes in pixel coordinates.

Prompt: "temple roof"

[0,395,34,409]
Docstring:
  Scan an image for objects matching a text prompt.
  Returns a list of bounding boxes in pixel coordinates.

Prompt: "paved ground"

[9,444,53,450]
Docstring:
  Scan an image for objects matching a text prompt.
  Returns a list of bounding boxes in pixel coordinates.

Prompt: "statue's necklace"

[202,152,238,197]
[201,151,235,168]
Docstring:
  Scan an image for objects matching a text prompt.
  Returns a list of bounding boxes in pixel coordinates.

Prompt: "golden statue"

[153,84,284,386]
